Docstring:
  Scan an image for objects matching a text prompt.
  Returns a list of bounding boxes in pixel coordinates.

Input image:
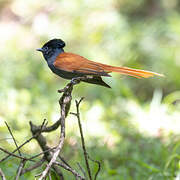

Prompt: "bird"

[36,39,163,88]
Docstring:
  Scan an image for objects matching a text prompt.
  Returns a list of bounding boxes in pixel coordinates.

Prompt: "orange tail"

[103,65,164,78]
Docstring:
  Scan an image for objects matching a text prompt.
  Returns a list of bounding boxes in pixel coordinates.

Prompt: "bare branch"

[39,80,75,179]
[51,165,64,180]
[0,147,34,162]
[1,77,97,180]
[4,122,27,180]
[48,172,52,180]
[20,158,46,175]
[30,120,64,179]
[58,155,72,169]
[38,77,90,179]
[15,160,26,180]
[88,156,101,180]
[72,97,101,180]
[0,131,41,163]
[55,161,85,180]
[0,168,6,180]
[4,121,22,156]
[30,118,62,134]
[77,163,88,180]
[28,147,56,161]
[71,97,92,180]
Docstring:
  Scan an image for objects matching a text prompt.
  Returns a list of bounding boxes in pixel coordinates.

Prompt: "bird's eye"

[43,46,48,51]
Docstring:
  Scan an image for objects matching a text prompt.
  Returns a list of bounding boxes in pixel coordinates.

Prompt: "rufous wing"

[53,52,111,76]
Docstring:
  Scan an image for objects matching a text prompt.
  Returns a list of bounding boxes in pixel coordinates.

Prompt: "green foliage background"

[0,0,180,179]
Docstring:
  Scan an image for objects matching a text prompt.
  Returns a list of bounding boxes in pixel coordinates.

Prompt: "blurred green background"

[0,0,180,179]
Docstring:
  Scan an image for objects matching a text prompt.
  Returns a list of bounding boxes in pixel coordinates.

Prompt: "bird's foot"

[70,77,81,85]
[58,77,83,93]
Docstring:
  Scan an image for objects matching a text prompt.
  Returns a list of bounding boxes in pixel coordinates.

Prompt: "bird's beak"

[36,48,43,52]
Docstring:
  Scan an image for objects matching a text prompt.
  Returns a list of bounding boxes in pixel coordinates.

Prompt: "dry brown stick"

[54,161,85,180]
[71,97,92,180]
[0,168,6,180]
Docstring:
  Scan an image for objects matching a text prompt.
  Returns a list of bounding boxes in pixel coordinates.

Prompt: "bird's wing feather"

[53,52,111,76]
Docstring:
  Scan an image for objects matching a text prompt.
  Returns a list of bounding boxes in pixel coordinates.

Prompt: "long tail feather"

[103,65,164,78]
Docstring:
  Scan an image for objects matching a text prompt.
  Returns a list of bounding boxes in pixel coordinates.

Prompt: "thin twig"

[4,121,22,156]
[48,172,52,180]
[30,120,64,179]
[0,147,34,162]
[52,165,64,180]
[55,161,85,180]
[30,118,62,134]
[0,136,34,163]
[58,155,72,169]
[72,97,92,180]
[20,158,46,175]
[0,168,6,180]
[88,156,101,180]
[28,147,56,161]
[77,163,88,180]
[15,160,26,180]
[4,122,27,180]
[0,123,46,163]
[41,118,61,132]
[0,120,47,164]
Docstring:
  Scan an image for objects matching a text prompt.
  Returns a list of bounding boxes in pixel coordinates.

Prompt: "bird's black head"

[37,39,65,61]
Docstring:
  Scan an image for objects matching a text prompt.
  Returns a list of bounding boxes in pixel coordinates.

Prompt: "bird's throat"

[45,48,64,66]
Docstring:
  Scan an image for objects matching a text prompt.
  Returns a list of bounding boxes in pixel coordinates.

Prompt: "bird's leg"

[70,77,82,84]
[71,76,93,85]
[58,77,84,93]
